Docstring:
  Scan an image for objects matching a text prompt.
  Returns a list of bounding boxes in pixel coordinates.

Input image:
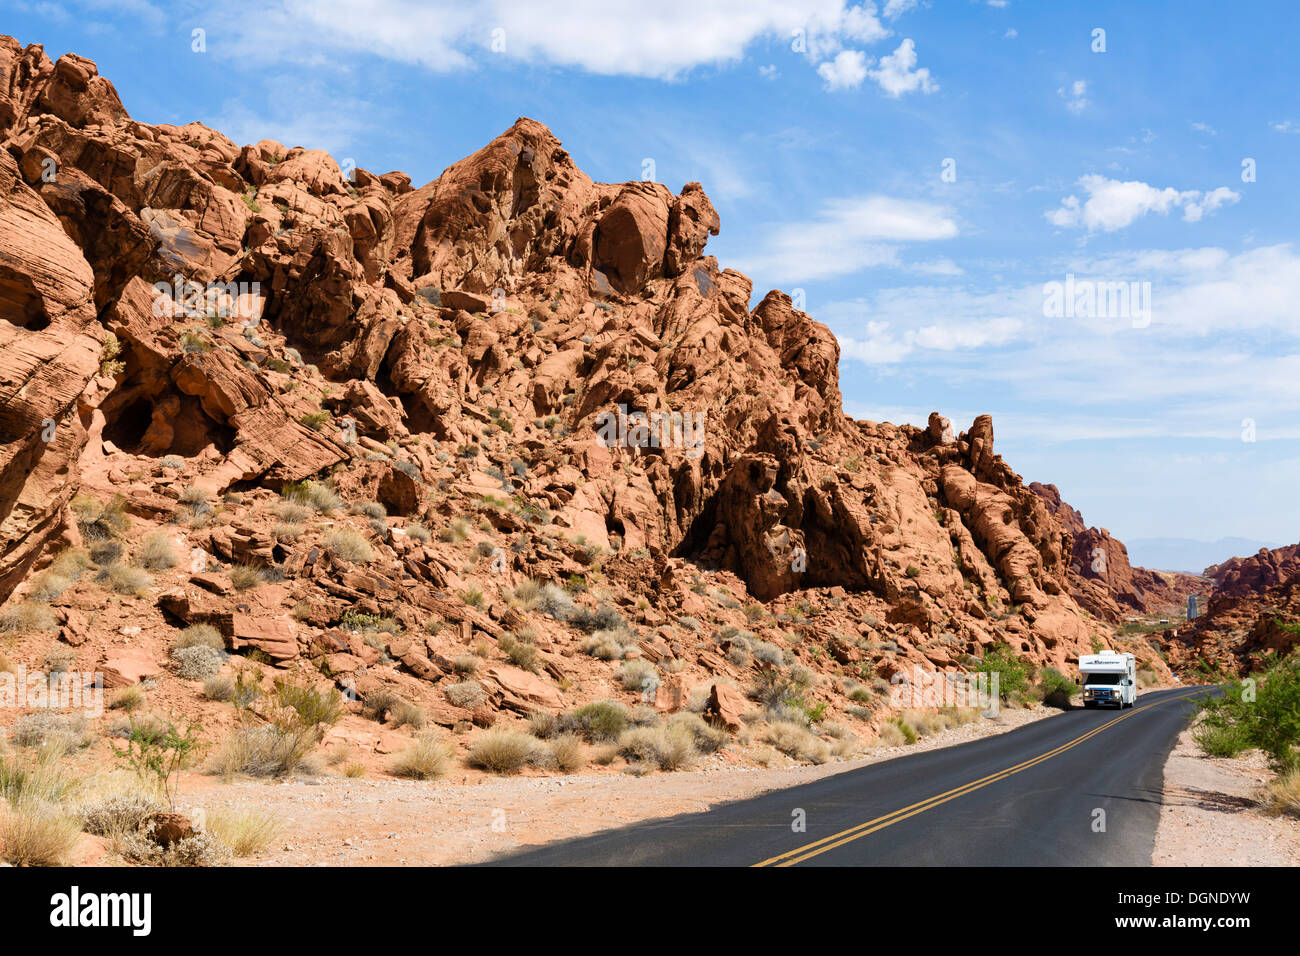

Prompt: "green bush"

[1037,667,1077,710]
[1197,653,1300,770]
[973,643,1030,702]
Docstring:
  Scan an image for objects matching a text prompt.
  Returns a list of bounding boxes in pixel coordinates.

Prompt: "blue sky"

[10,0,1300,562]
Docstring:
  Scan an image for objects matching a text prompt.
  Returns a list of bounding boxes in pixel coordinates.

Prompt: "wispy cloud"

[1047,174,1239,232]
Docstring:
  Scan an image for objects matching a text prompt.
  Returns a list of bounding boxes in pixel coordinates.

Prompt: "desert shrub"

[451,654,480,676]
[528,710,559,739]
[391,701,426,730]
[350,500,387,520]
[0,800,81,866]
[666,712,728,754]
[461,587,485,608]
[173,623,224,651]
[445,681,486,709]
[1260,767,1300,818]
[548,734,585,772]
[172,644,226,680]
[103,563,151,596]
[618,659,659,695]
[118,825,228,867]
[467,730,536,774]
[1193,717,1253,758]
[89,539,123,565]
[530,582,575,620]
[579,628,631,661]
[390,733,453,780]
[70,493,129,541]
[764,720,830,764]
[498,633,539,672]
[203,675,235,702]
[1037,667,1077,709]
[208,725,313,777]
[1196,654,1300,770]
[973,643,1030,702]
[109,686,147,713]
[0,601,56,634]
[27,570,72,602]
[325,529,372,563]
[752,640,784,667]
[617,725,697,771]
[404,524,431,543]
[229,563,262,589]
[273,501,310,522]
[275,681,343,729]
[78,788,164,838]
[206,807,281,857]
[11,713,93,750]
[140,530,179,570]
[565,700,630,742]
[363,687,403,721]
[474,540,496,558]
[282,479,341,514]
[570,603,625,633]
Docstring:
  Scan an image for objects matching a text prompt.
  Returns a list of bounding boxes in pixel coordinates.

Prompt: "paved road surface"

[489,686,1211,866]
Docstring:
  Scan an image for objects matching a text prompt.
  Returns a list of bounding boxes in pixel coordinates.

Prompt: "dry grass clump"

[172,644,226,680]
[139,529,180,570]
[763,720,830,765]
[444,681,486,709]
[229,563,263,590]
[617,724,697,771]
[467,729,536,774]
[205,807,282,856]
[325,529,372,563]
[0,600,56,634]
[11,713,94,750]
[0,799,81,866]
[548,734,585,772]
[102,563,151,596]
[1260,768,1300,818]
[173,623,225,651]
[390,733,454,780]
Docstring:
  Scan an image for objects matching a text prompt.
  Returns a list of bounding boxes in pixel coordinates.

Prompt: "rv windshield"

[1084,672,1122,686]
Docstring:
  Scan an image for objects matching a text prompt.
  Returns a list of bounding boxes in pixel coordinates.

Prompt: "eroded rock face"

[0,34,1129,674]
[1030,481,1210,623]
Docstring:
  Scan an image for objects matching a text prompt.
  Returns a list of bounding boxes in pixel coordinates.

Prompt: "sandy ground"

[1152,725,1300,866]
[174,705,1056,866]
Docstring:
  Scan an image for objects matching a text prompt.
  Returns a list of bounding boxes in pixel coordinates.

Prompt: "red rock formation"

[0,32,1146,715]
[1030,481,1208,623]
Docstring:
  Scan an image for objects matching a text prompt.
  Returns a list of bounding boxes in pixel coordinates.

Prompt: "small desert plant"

[617,725,697,771]
[325,529,373,563]
[103,563,151,596]
[173,623,225,651]
[548,734,585,772]
[203,675,235,701]
[565,700,629,742]
[172,644,226,680]
[139,530,179,570]
[205,806,281,857]
[0,800,81,866]
[445,681,487,709]
[467,729,536,774]
[110,686,147,713]
[0,601,56,634]
[763,720,830,764]
[1260,767,1300,818]
[390,733,454,779]
[229,563,263,590]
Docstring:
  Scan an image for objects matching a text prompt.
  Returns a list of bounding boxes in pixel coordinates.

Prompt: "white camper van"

[1078,651,1138,709]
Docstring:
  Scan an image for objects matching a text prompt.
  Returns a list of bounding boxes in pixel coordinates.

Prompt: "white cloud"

[1058,79,1087,113]
[735,194,958,282]
[1004,28,1018,38]
[1047,174,1239,232]
[818,49,869,90]
[868,38,938,96]
[882,0,918,17]
[1191,121,1217,135]
[1270,120,1299,133]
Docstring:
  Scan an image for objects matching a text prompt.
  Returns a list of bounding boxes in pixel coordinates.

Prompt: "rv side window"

[1084,673,1120,686]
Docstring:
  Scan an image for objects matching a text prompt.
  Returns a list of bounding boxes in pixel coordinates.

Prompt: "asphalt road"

[488,686,1213,866]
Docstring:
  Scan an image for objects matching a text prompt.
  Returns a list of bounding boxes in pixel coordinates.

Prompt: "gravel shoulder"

[177,704,1057,866]
[1152,724,1300,866]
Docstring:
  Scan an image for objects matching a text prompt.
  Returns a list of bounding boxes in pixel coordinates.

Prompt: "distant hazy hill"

[1126,537,1281,574]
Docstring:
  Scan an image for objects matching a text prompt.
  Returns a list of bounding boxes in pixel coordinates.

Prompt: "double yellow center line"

[753,689,1205,867]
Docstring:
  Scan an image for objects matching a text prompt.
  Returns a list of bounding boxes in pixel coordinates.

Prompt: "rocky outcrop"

[0,33,1131,699]
[1030,481,1208,623]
